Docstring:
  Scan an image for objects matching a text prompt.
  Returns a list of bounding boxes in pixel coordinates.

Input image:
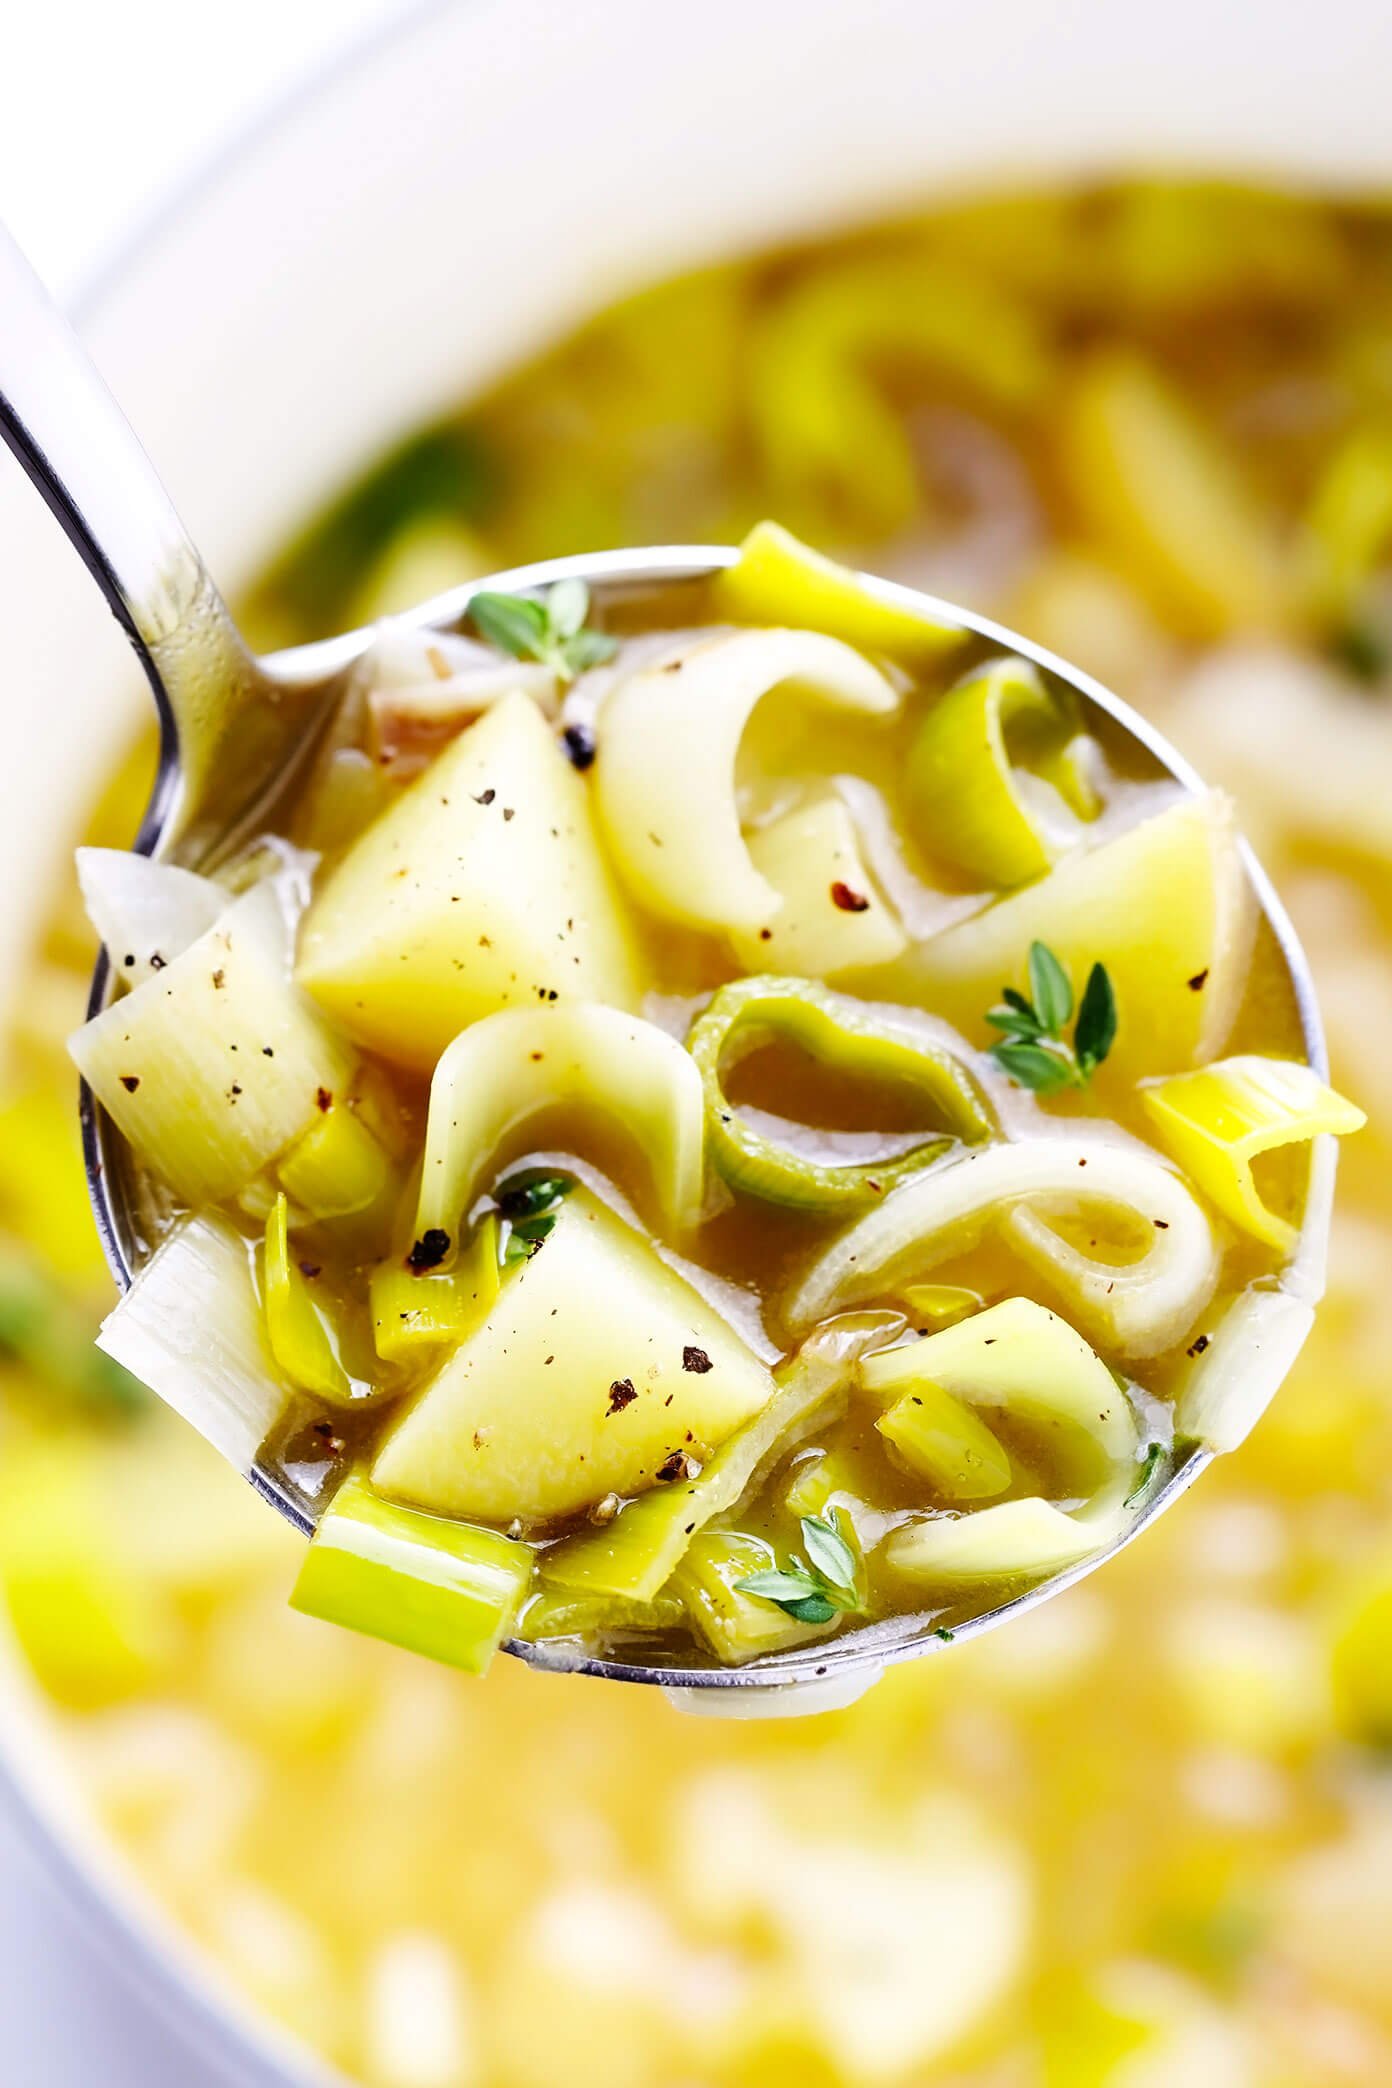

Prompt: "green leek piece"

[278,1099,397,1228]
[291,1472,533,1676]
[875,1377,1013,1501]
[262,1194,352,1403]
[1301,424,1392,635]
[371,1189,774,1524]
[674,1531,836,1664]
[907,657,1100,889]
[297,690,641,1072]
[782,1446,864,1519]
[516,1585,685,1644]
[867,1298,1139,1582]
[541,1324,865,1604]
[712,521,965,665]
[686,974,992,1212]
[69,882,356,1209]
[899,1283,985,1330]
[369,1213,501,1363]
[414,1002,705,1245]
[1140,1055,1364,1255]
[729,796,908,978]
[595,627,899,935]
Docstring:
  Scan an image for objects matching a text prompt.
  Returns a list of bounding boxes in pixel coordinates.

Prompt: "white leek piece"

[787,1136,1219,1361]
[96,1212,282,1470]
[1140,1054,1365,1254]
[595,628,900,933]
[77,848,225,986]
[70,883,356,1208]
[730,796,908,976]
[1173,1285,1316,1453]
[416,1003,706,1242]
[872,1297,1140,1582]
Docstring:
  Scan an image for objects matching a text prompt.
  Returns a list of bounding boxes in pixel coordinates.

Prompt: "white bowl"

[1,0,1389,2077]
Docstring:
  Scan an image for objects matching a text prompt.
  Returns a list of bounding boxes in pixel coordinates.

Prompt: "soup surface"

[6,180,1392,2083]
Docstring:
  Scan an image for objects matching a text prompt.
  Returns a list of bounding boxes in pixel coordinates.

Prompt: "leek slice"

[906,657,1099,888]
[261,1194,352,1404]
[871,1297,1139,1581]
[1300,424,1392,631]
[687,975,992,1213]
[70,882,356,1208]
[1061,350,1284,638]
[370,1214,501,1363]
[76,848,224,986]
[729,796,908,977]
[278,1097,397,1231]
[541,1314,883,1604]
[875,1380,1013,1501]
[415,1002,705,1244]
[1140,1055,1365,1254]
[881,793,1256,1080]
[787,1136,1219,1361]
[899,1283,985,1329]
[291,1472,532,1677]
[595,628,899,933]
[516,1585,684,1643]
[1174,1285,1315,1454]
[95,1212,283,1470]
[673,1532,836,1664]
[712,522,964,665]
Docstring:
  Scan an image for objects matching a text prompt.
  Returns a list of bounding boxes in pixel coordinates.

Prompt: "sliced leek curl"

[867,1297,1141,1580]
[687,975,993,1213]
[787,1135,1219,1361]
[595,626,900,933]
[415,1002,706,1247]
[906,656,1100,888]
[369,1213,501,1364]
[1140,1054,1365,1255]
[712,521,965,665]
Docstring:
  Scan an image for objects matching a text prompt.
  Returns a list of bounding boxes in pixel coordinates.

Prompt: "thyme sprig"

[986,940,1117,1094]
[736,1509,866,1625]
[469,579,618,684]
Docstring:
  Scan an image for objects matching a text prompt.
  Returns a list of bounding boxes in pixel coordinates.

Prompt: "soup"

[71,524,1354,1676]
[6,179,1392,2081]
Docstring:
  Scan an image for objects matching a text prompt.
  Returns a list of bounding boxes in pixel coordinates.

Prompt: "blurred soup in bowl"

[8,180,1392,2085]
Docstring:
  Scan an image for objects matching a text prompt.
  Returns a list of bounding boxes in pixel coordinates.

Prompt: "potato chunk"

[297,691,640,1070]
[371,1191,774,1524]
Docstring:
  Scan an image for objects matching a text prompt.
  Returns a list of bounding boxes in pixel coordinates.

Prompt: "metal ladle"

[0,223,1332,1714]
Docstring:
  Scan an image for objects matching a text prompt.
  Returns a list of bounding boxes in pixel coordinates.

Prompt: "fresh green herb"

[1125,1441,1167,1508]
[469,579,618,684]
[934,1625,956,1642]
[497,1175,573,1267]
[985,941,1117,1092]
[736,1509,866,1625]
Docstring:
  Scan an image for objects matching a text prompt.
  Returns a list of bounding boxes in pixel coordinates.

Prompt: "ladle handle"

[0,221,293,856]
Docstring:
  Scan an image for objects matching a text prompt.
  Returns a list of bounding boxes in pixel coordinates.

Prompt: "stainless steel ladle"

[0,221,1333,1714]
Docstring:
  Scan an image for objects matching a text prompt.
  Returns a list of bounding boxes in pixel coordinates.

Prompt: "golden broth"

[5,180,1392,2082]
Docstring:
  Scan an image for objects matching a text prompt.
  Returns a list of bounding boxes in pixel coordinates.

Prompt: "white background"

[1,7,396,2078]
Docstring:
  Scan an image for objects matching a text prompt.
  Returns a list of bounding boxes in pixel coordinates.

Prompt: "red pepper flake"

[1187,1332,1210,1357]
[119,1074,140,1092]
[1187,969,1209,991]
[682,1346,712,1374]
[316,1087,333,1113]
[1153,1218,1170,1229]
[607,1378,638,1415]
[474,788,496,805]
[830,882,870,913]
[407,1228,451,1271]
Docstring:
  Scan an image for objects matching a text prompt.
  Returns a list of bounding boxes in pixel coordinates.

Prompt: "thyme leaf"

[469,579,618,683]
[985,941,1117,1092]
